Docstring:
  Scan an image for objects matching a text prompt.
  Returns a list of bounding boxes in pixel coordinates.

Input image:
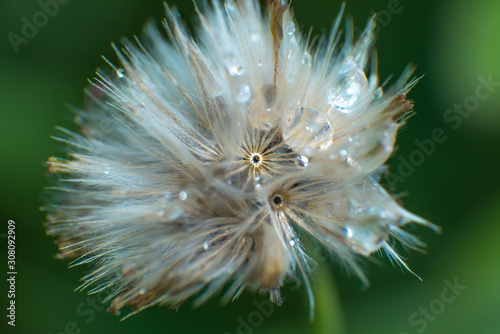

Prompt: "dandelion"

[44,0,439,317]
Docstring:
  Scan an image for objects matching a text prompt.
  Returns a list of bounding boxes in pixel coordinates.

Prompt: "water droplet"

[346,156,356,166]
[257,60,264,67]
[250,31,261,43]
[203,241,210,250]
[339,149,347,157]
[287,22,296,35]
[283,107,334,154]
[139,287,147,295]
[225,54,246,76]
[104,167,111,175]
[286,71,297,84]
[225,1,237,13]
[319,139,333,151]
[160,206,184,222]
[302,52,312,66]
[345,222,388,256]
[289,239,296,247]
[327,58,368,113]
[382,124,397,151]
[74,115,84,125]
[116,68,125,78]
[295,155,309,168]
[233,66,245,76]
[179,191,188,201]
[262,122,272,131]
[235,84,251,103]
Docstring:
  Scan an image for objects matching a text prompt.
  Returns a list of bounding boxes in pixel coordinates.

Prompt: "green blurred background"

[1,0,499,333]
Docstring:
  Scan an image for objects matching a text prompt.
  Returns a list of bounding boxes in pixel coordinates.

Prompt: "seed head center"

[272,194,283,207]
[250,153,263,167]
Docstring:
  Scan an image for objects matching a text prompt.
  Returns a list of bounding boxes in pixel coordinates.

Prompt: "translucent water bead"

[283,107,334,155]
[225,54,246,76]
[327,57,368,113]
[337,122,398,171]
[235,84,251,103]
[344,219,389,256]
[116,68,125,78]
[159,205,184,222]
[287,22,296,36]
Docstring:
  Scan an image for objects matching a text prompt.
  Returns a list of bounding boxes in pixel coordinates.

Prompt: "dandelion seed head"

[44,0,439,317]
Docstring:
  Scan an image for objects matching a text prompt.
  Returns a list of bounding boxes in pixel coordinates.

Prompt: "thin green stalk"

[312,264,347,334]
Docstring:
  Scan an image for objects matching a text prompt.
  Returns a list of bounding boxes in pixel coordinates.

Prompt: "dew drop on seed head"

[160,206,184,222]
[327,58,368,113]
[288,22,296,35]
[289,239,296,247]
[236,84,251,103]
[104,167,111,175]
[302,52,312,66]
[225,54,246,76]
[225,1,237,13]
[116,68,125,78]
[203,241,210,250]
[382,124,397,151]
[284,107,334,154]
[74,115,84,125]
[231,65,245,76]
[345,223,388,256]
[257,60,264,67]
[295,155,309,168]
[139,287,147,295]
[179,191,188,201]
[262,122,272,131]
[250,31,261,43]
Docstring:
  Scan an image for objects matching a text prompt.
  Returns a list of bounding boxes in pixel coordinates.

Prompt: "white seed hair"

[44,0,439,318]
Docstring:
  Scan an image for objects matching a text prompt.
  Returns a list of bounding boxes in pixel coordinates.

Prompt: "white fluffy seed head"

[44,0,439,317]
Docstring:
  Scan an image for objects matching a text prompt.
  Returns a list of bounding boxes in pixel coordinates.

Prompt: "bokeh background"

[1,0,499,333]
